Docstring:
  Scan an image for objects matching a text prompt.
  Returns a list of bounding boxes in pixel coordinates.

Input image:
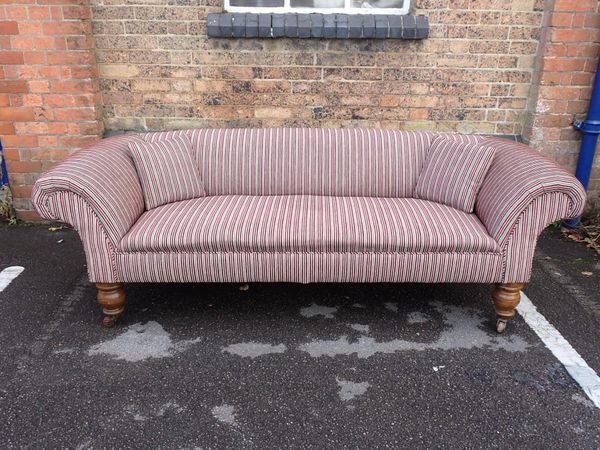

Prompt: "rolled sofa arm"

[32,134,145,282]
[476,137,586,282]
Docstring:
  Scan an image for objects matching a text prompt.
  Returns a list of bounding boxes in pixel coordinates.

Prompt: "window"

[225,0,409,15]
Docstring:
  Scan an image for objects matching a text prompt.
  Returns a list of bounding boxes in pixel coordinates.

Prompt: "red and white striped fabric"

[476,137,586,246]
[32,134,144,246]
[45,191,118,281]
[119,196,501,254]
[32,133,144,282]
[31,129,586,285]
[115,252,504,283]
[502,191,574,281]
[475,136,586,282]
[128,136,205,210]
[414,136,496,213]
[146,128,432,198]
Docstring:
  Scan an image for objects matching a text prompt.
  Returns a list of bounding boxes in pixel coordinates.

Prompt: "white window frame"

[224,0,410,15]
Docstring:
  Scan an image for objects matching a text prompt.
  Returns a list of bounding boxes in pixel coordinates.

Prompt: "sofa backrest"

[142,128,438,198]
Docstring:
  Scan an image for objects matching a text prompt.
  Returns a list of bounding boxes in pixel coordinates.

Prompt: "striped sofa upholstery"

[32,129,586,286]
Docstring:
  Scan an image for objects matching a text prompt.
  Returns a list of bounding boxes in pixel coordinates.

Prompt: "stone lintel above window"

[207,13,428,39]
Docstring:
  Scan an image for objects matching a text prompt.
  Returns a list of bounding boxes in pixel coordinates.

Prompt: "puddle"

[88,321,200,362]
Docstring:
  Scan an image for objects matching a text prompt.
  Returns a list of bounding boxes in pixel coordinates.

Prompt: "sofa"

[32,128,586,333]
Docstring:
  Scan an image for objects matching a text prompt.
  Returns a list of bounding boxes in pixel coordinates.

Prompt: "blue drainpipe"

[563,58,600,227]
[0,138,9,189]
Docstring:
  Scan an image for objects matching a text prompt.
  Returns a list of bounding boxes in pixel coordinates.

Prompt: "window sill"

[207,13,428,39]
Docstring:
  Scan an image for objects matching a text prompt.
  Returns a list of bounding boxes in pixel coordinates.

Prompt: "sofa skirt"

[113,251,504,283]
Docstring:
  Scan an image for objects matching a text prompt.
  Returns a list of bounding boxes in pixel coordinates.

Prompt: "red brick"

[69,66,97,79]
[42,22,83,35]
[541,72,562,85]
[539,86,581,100]
[0,122,15,134]
[54,107,98,121]
[571,72,593,85]
[543,58,587,71]
[552,28,598,42]
[577,44,600,58]
[566,100,589,114]
[1,134,37,147]
[22,94,43,106]
[20,121,68,135]
[0,95,9,107]
[5,6,27,19]
[16,65,36,79]
[0,51,24,64]
[571,13,586,27]
[53,37,66,50]
[71,94,100,107]
[11,36,34,49]
[0,107,33,121]
[2,65,16,77]
[59,135,99,148]
[29,149,53,162]
[37,66,61,79]
[33,106,54,121]
[23,52,46,64]
[77,122,102,135]
[584,14,600,28]
[27,6,50,19]
[17,22,42,34]
[554,0,597,12]
[8,95,23,108]
[0,21,18,34]
[49,149,70,160]
[62,5,90,19]
[46,51,92,65]
[33,36,56,49]
[544,44,567,57]
[2,147,20,161]
[38,136,57,147]
[550,12,573,26]
[66,36,92,50]
[43,94,75,107]
[50,6,62,20]
[28,80,49,93]
[584,59,598,72]
[9,185,33,198]
[50,80,97,93]
[0,80,29,93]
[6,160,42,173]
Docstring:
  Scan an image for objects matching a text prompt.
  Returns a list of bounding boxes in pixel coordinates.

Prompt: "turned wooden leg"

[96,283,126,328]
[492,283,524,333]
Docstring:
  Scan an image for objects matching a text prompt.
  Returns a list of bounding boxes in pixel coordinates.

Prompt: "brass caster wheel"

[496,319,508,334]
[102,313,121,328]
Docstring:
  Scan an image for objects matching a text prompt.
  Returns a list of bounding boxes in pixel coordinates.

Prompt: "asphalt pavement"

[1,223,599,449]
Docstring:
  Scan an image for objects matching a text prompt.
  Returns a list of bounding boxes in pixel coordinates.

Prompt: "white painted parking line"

[518,292,600,409]
[0,266,24,292]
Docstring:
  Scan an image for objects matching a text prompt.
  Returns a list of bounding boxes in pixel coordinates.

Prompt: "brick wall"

[1,0,599,218]
[523,0,600,206]
[0,0,103,220]
[95,0,544,134]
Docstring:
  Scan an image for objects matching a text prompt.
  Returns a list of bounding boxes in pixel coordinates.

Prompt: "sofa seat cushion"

[118,195,500,255]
